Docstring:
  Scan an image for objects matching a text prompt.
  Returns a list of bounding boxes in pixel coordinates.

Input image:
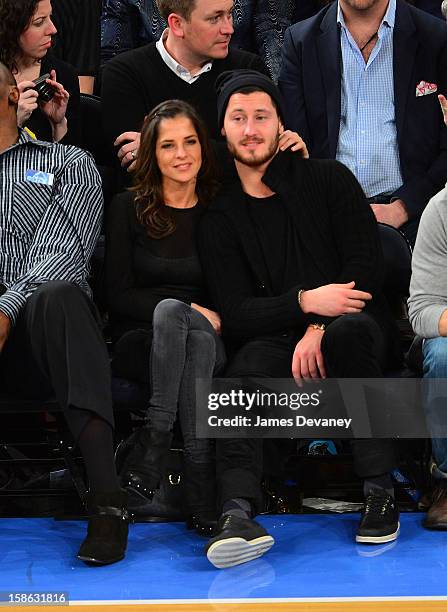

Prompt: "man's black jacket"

[198,151,397,346]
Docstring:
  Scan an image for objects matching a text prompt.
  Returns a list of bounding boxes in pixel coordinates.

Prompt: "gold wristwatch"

[309,323,326,332]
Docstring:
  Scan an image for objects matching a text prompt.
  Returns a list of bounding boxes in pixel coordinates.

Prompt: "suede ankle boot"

[77,489,129,566]
[116,427,172,500]
[184,460,218,537]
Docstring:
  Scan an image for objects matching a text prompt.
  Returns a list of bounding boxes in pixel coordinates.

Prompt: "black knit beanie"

[215,69,285,129]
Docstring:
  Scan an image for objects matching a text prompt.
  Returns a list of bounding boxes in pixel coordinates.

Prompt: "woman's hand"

[191,303,222,335]
[279,130,309,158]
[17,80,39,127]
[40,70,70,141]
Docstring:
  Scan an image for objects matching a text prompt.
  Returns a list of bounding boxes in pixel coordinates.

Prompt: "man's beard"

[226,133,280,167]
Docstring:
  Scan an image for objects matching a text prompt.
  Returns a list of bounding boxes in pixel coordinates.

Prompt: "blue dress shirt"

[336,0,403,198]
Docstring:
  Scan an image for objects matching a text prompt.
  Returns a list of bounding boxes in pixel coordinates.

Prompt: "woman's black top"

[106,190,208,341]
[25,54,81,146]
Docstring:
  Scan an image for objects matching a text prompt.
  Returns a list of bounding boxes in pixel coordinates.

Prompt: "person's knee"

[29,281,84,310]
[25,282,100,344]
[152,298,189,329]
[423,337,447,378]
[322,314,374,355]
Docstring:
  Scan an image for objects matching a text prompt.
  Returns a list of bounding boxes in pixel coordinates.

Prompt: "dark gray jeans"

[148,299,226,464]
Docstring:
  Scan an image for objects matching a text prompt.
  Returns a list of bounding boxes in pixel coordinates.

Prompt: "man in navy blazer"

[278,0,447,245]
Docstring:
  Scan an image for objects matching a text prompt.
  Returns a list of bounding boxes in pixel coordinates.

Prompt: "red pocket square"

[416,80,438,97]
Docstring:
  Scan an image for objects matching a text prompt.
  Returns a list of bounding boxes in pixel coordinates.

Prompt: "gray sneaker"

[205,515,274,569]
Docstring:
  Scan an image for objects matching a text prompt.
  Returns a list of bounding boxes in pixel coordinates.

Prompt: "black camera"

[32,73,55,103]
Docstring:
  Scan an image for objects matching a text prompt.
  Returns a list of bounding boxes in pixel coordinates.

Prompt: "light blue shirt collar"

[337,0,396,31]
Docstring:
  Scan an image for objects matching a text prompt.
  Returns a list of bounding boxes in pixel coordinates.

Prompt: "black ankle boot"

[116,427,172,501]
[77,489,129,566]
[184,460,218,537]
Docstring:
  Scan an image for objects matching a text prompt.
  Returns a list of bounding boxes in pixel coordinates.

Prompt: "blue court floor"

[1,513,447,603]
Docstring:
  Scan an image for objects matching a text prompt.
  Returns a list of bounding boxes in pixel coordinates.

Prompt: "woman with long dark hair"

[0,0,80,143]
[106,99,226,534]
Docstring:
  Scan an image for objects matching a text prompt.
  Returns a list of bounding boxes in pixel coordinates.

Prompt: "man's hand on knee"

[0,311,11,352]
[292,325,326,385]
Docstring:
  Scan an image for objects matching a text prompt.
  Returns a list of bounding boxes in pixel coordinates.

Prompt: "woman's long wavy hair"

[0,0,40,73]
[131,99,219,239]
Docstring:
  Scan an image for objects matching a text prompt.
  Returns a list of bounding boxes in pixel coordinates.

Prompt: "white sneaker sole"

[207,535,275,569]
[356,522,400,544]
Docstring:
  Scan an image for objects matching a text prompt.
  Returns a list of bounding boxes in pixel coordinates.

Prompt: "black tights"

[76,414,119,492]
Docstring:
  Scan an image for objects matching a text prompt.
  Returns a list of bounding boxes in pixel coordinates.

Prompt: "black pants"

[1,281,114,439]
[218,313,396,512]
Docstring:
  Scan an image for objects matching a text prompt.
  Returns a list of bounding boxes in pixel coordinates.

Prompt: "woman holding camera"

[0,0,80,144]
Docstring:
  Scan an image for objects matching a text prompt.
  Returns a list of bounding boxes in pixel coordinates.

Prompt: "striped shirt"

[336,0,403,198]
[0,130,103,325]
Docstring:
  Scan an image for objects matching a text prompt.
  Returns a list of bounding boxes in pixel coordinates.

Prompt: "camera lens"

[34,81,55,103]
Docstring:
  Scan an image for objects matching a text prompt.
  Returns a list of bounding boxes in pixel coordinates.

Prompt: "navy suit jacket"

[278,0,447,219]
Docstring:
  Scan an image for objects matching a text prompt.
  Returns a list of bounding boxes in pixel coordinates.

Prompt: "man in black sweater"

[101,0,267,170]
[198,70,401,569]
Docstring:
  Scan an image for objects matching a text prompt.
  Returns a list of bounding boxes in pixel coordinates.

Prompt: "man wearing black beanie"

[198,69,401,569]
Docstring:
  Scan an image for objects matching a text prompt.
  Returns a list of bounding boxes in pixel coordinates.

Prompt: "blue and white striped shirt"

[336,0,403,198]
[0,130,103,325]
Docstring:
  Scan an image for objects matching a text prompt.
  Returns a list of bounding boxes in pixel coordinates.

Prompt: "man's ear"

[221,126,226,137]
[8,86,19,106]
[278,119,285,135]
[167,12,186,37]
